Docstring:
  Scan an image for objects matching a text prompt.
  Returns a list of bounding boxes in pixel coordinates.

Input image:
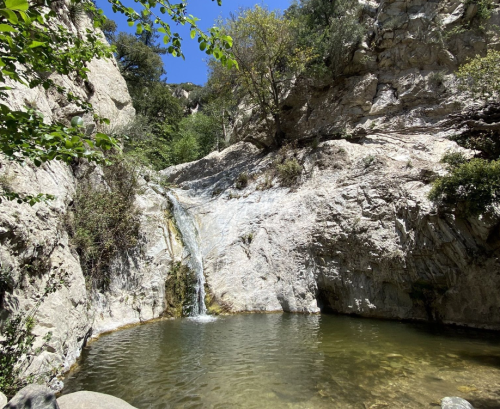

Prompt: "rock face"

[2,0,500,392]
[3,384,59,409]
[57,391,137,409]
[236,0,500,143]
[0,5,183,386]
[157,0,500,328]
[162,135,500,328]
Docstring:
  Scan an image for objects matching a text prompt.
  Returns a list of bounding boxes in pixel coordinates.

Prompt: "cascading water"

[166,191,208,317]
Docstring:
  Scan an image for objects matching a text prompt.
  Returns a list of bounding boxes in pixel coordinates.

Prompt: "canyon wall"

[2,0,500,392]
[162,0,500,329]
[0,10,183,386]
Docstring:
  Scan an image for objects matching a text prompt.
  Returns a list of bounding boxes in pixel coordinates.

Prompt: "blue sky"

[97,0,292,85]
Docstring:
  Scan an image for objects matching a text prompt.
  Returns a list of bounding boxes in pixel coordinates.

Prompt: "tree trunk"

[273,113,286,147]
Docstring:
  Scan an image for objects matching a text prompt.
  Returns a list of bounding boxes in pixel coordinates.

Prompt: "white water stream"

[166,192,210,318]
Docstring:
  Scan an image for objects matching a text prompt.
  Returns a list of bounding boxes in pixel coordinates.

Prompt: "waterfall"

[166,192,208,317]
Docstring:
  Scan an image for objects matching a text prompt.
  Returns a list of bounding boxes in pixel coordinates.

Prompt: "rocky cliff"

[0,9,184,387]
[1,0,500,392]
[161,0,500,329]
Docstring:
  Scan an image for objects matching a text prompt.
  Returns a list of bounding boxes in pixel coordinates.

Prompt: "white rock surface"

[441,397,475,409]
[162,135,500,328]
[0,391,7,407]
[58,391,137,409]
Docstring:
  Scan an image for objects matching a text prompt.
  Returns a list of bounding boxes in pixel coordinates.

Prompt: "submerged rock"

[4,384,59,409]
[441,397,475,409]
[57,391,137,409]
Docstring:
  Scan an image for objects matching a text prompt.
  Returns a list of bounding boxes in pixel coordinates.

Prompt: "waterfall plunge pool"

[62,314,500,408]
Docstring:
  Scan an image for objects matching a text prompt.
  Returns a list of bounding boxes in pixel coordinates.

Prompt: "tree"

[0,0,235,202]
[211,6,312,147]
[286,0,364,78]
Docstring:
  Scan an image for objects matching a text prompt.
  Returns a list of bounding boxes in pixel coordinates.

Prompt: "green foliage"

[0,271,65,397]
[362,155,376,168]
[456,50,500,101]
[1,108,115,168]
[287,0,364,78]
[164,262,196,317]
[65,154,140,290]
[0,0,117,179]
[121,115,173,171]
[101,18,117,43]
[0,314,37,397]
[429,158,500,216]
[276,158,302,186]
[450,130,500,161]
[114,32,166,84]
[106,0,234,65]
[235,172,249,189]
[210,6,313,146]
[0,0,235,204]
[171,130,199,165]
[179,113,221,158]
[131,82,183,127]
[465,0,495,21]
[441,151,468,168]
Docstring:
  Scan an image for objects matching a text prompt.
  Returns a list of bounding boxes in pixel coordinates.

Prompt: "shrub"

[362,155,376,168]
[0,314,37,397]
[428,70,446,87]
[456,50,500,101]
[429,158,500,216]
[276,158,302,186]
[66,154,140,290]
[0,272,65,397]
[441,151,468,168]
[235,172,249,189]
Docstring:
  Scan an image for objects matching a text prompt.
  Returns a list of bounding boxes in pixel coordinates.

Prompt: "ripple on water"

[63,314,500,409]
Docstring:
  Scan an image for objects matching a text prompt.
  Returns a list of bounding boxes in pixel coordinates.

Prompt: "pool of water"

[62,314,500,409]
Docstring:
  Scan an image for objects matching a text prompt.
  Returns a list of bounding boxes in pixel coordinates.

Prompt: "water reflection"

[63,314,500,408]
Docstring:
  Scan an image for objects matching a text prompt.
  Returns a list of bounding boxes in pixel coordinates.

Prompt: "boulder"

[0,392,7,407]
[57,391,137,409]
[4,384,59,409]
[441,397,475,409]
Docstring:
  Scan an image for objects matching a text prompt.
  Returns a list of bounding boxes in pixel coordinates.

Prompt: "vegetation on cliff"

[430,50,500,217]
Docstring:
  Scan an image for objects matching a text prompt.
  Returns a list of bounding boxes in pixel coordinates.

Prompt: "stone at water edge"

[441,397,475,409]
[57,391,138,409]
[0,392,7,407]
[3,384,59,409]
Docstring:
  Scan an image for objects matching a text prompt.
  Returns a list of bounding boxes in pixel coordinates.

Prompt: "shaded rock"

[441,397,475,409]
[4,384,59,409]
[57,391,137,409]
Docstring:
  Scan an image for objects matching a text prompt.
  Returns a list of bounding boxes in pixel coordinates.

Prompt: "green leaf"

[0,24,17,32]
[28,41,46,48]
[158,26,166,34]
[190,29,196,39]
[0,9,18,24]
[199,41,206,51]
[5,0,28,11]
[127,20,134,27]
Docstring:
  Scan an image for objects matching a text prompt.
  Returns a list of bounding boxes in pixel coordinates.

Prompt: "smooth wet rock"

[0,392,7,407]
[4,384,59,409]
[441,397,475,409]
[57,391,137,409]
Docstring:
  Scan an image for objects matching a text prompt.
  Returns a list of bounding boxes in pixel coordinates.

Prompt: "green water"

[62,314,500,408]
